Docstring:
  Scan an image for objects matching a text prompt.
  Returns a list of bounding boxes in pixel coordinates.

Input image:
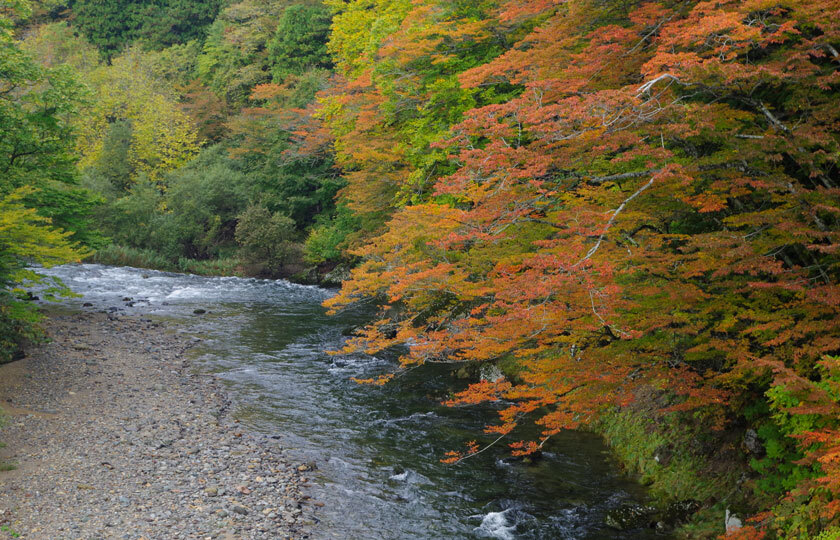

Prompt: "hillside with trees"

[1,0,840,537]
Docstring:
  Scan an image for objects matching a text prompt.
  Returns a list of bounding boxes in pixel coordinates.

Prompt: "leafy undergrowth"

[596,401,746,538]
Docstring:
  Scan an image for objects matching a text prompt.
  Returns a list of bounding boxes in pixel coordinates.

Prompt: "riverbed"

[38,264,663,539]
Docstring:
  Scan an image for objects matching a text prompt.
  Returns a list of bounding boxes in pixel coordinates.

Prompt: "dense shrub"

[235,204,300,276]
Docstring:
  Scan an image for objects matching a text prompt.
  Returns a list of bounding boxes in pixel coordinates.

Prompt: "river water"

[39,264,662,539]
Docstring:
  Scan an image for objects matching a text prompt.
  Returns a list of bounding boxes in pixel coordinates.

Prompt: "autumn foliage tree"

[323,0,840,535]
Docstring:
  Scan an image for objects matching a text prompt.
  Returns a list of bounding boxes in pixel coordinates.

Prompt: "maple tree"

[322,0,840,535]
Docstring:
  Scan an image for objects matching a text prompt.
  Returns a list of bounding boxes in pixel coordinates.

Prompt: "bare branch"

[825,43,840,62]
[573,175,657,267]
[447,431,510,465]
[758,101,790,132]
[636,74,683,96]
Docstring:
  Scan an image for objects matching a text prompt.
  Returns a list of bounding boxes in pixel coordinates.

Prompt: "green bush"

[90,120,136,193]
[159,146,251,260]
[744,385,825,498]
[96,174,163,251]
[814,527,840,540]
[95,146,252,262]
[235,204,300,275]
[72,0,223,57]
[304,205,360,264]
[176,256,242,276]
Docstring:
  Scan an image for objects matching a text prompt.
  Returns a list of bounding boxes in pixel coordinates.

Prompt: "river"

[39,264,663,539]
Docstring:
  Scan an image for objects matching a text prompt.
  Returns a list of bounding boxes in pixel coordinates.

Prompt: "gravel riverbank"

[0,309,312,540]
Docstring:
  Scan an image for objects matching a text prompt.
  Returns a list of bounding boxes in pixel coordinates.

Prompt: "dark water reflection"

[41,264,665,539]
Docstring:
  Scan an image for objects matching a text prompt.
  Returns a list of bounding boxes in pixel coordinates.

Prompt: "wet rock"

[661,500,700,526]
[521,451,543,465]
[340,325,361,337]
[605,503,658,531]
[289,266,319,285]
[744,429,763,455]
[453,366,473,379]
[321,265,351,287]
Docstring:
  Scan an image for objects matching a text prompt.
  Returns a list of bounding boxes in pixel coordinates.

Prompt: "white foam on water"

[387,468,431,486]
[474,510,516,540]
[34,263,332,309]
[390,471,410,481]
[327,457,352,469]
[165,286,207,299]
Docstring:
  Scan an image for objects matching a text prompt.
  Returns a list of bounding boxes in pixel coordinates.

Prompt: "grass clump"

[90,244,243,277]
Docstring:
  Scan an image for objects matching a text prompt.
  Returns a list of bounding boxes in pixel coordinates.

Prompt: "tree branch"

[573,175,657,267]
[825,43,840,63]
[743,99,790,133]
[636,74,683,96]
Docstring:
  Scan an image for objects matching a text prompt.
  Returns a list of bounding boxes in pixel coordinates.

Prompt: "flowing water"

[39,264,664,539]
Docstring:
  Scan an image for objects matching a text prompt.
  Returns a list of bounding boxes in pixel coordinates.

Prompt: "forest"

[1,0,840,537]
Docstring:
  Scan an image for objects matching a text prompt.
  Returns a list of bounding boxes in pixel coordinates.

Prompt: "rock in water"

[605,504,658,530]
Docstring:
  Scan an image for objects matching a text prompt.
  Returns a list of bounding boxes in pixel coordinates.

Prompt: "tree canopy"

[0,0,92,362]
[71,0,223,57]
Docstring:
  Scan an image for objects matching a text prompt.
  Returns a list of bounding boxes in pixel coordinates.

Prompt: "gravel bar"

[0,309,313,539]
